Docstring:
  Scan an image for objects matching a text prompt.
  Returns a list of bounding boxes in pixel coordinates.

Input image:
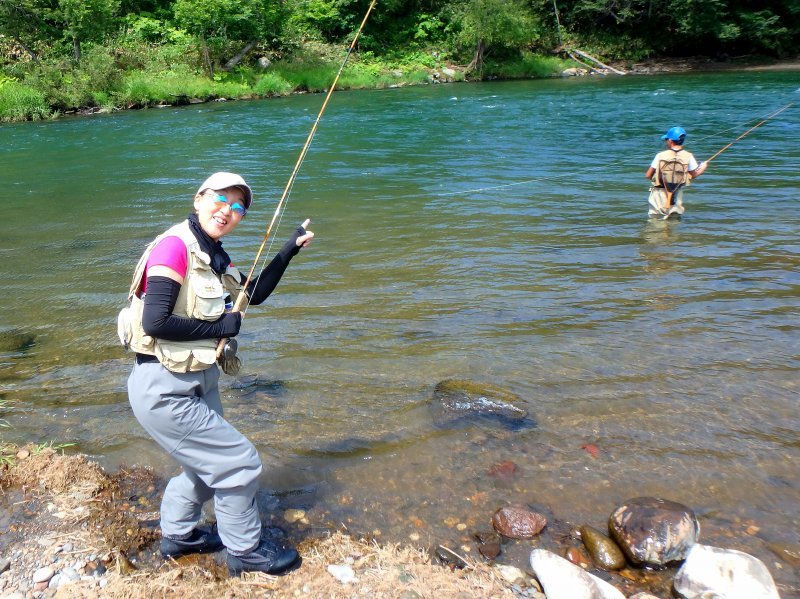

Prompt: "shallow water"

[1,71,799,593]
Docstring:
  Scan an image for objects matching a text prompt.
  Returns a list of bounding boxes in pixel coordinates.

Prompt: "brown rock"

[478,541,501,559]
[488,460,519,481]
[491,506,546,539]
[580,524,626,570]
[564,546,590,568]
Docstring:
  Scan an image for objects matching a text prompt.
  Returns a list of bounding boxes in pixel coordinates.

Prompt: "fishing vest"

[652,149,694,188]
[117,220,243,373]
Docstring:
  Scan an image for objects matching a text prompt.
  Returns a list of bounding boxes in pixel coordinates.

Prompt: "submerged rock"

[0,329,35,354]
[673,544,780,599]
[474,530,502,559]
[767,540,800,567]
[529,548,625,599]
[608,497,698,567]
[429,379,534,430]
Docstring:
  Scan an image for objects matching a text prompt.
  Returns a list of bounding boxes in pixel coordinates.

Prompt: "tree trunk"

[202,43,214,78]
[12,34,38,63]
[223,40,258,71]
[72,35,81,63]
[467,39,485,72]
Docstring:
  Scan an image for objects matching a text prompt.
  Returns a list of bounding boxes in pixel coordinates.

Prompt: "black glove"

[245,225,306,305]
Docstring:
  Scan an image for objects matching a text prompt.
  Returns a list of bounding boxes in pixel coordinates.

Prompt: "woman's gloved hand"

[294,218,314,249]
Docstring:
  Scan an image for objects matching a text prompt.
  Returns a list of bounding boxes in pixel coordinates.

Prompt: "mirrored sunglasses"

[206,192,247,217]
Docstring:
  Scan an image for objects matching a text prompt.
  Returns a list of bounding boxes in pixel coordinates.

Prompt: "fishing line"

[217,0,377,356]
[703,102,793,164]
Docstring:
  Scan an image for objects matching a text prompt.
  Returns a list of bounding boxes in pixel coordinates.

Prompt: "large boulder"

[673,544,780,599]
[530,548,625,599]
[608,497,698,567]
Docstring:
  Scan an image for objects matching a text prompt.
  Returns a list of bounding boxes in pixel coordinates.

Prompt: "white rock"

[530,549,625,599]
[327,563,358,584]
[32,566,55,583]
[674,544,780,599]
[495,564,527,584]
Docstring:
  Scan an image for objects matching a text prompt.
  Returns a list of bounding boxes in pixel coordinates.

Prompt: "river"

[1,70,799,594]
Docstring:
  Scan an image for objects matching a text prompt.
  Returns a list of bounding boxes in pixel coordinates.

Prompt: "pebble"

[32,566,54,583]
[284,509,306,523]
[495,564,527,585]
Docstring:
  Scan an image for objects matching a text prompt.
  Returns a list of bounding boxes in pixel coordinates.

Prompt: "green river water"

[1,70,799,594]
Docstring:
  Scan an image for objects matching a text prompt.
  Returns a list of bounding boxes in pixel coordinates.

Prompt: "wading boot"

[227,538,300,576]
[160,524,224,558]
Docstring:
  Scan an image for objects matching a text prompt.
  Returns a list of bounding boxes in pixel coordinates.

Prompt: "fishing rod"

[703,102,793,164]
[216,0,378,360]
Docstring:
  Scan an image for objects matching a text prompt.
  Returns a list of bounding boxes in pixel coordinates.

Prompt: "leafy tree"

[59,0,120,61]
[173,0,283,74]
[286,0,359,42]
[0,0,119,62]
[0,0,61,61]
[449,0,539,70]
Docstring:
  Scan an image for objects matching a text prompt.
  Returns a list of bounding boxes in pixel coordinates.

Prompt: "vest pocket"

[121,295,155,354]
[188,267,226,320]
[155,341,217,373]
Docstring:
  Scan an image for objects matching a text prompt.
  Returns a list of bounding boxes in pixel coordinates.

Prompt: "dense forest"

[1,0,798,121]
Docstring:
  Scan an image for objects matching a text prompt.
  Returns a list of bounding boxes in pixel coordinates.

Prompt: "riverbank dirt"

[601,55,800,75]
[0,446,519,598]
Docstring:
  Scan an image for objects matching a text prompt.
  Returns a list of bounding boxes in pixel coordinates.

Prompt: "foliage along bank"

[0,0,797,122]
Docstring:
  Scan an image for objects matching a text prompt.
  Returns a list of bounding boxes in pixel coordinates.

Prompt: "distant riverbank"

[2,50,797,123]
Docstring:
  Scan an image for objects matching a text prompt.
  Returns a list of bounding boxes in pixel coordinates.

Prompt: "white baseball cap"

[197,172,253,209]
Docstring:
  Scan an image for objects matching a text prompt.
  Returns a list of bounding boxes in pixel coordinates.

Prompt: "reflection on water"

[1,71,799,594]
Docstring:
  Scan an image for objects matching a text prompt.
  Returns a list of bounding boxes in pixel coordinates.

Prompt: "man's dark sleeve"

[245,225,305,306]
[142,276,241,340]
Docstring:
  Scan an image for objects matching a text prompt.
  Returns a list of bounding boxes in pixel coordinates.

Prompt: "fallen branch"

[569,48,626,75]
[566,50,604,75]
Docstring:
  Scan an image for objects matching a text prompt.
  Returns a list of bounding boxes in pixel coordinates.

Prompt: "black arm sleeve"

[142,276,241,341]
[245,225,304,306]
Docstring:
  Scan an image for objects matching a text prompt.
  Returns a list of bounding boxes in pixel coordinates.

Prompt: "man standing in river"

[646,126,707,217]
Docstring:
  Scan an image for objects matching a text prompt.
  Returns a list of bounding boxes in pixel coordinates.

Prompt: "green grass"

[484,53,571,79]
[252,72,294,97]
[117,67,251,107]
[0,81,52,122]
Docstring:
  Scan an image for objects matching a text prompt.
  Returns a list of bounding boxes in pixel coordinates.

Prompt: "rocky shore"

[0,442,795,599]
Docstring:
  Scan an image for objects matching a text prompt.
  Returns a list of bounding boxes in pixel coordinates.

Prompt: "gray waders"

[128,360,262,554]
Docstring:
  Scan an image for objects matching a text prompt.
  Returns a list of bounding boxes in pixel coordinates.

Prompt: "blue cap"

[661,126,687,142]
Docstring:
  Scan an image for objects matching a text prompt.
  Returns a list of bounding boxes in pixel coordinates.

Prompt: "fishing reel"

[218,338,241,376]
